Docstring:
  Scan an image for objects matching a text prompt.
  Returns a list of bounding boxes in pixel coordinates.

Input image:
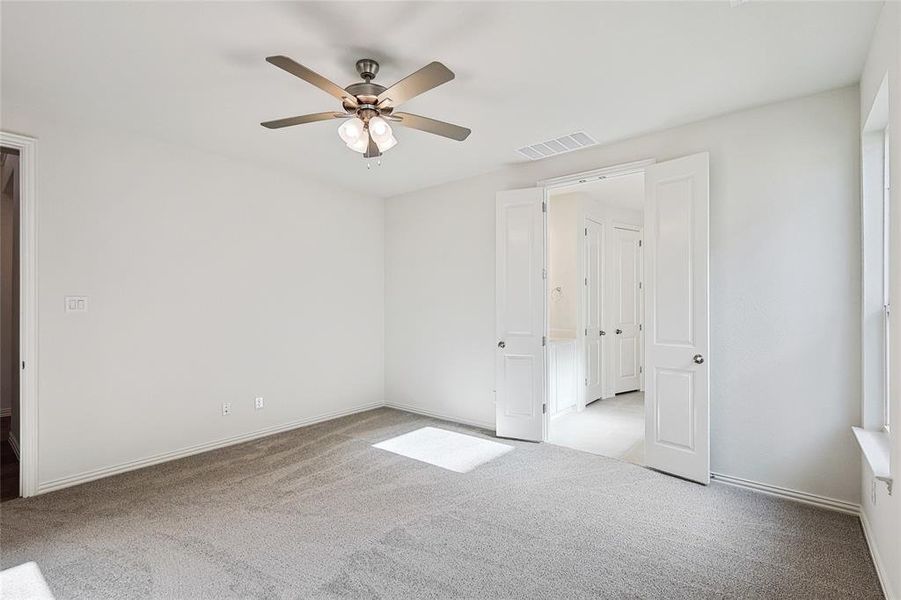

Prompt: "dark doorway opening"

[1,146,21,502]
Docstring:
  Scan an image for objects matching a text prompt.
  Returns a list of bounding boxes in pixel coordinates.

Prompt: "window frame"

[882,125,891,433]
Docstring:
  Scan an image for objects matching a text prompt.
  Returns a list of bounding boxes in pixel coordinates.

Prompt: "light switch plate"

[65,296,88,313]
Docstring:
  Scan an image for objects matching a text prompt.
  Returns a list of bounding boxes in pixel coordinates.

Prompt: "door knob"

[693,354,704,364]
[615,329,623,335]
[498,341,506,349]
[600,330,606,336]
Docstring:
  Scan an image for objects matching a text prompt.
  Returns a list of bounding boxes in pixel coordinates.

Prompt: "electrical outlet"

[222,402,231,416]
[64,296,88,313]
[254,397,264,410]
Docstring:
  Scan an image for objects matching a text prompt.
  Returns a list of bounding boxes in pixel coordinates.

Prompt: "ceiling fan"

[261,56,471,159]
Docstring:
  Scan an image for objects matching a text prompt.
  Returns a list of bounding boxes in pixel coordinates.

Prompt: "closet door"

[614,227,642,393]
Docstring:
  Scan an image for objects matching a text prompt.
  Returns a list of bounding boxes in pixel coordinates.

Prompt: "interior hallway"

[548,391,645,464]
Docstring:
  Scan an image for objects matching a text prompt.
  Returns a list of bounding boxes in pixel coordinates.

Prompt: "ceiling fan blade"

[260,112,347,129]
[376,62,454,108]
[266,56,358,108]
[391,112,471,141]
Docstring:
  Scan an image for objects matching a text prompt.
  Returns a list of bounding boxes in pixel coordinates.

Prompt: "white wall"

[548,193,580,339]
[584,203,643,228]
[385,86,862,503]
[1,106,385,488]
[858,2,901,597]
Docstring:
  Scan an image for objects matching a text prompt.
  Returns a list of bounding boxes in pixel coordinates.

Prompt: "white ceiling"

[553,172,646,211]
[1,1,881,198]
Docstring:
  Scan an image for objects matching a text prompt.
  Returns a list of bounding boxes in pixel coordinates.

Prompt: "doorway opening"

[495,153,709,483]
[544,171,646,464]
[1,146,21,501]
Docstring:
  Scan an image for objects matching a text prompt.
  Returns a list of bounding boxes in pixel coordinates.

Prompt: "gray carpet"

[0,408,883,599]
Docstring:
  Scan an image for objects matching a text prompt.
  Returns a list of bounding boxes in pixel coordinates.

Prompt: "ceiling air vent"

[516,131,597,161]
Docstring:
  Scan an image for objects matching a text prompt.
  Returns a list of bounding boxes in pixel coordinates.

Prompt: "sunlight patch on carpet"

[1,562,55,600]
[373,427,514,473]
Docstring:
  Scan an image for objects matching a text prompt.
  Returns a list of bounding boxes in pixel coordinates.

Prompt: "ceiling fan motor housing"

[344,59,391,115]
[355,58,379,81]
[343,84,391,116]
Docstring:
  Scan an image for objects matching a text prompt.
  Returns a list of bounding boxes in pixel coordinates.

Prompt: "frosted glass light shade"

[346,131,370,153]
[368,116,391,139]
[368,117,397,152]
[338,117,365,145]
[375,133,397,152]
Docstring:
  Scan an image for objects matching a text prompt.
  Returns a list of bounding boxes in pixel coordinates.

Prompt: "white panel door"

[496,188,545,441]
[644,152,710,484]
[614,227,642,393]
[584,218,605,404]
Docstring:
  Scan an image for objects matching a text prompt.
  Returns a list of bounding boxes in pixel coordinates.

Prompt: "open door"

[644,153,710,484]
[495,188,545,441]
[584,218,605,404]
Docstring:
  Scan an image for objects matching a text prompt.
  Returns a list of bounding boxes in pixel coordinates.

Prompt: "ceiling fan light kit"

[261,56,471,164]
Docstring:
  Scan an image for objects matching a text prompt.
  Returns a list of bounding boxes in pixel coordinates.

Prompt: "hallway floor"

[548,391,644,464]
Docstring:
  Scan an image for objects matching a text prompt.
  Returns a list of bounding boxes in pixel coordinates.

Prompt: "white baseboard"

[37,402,384,495]
[860,508,894,599]
[0,407,11,417]
[8,431,20,460]
[711,472,860,515]
[385,402,495,431]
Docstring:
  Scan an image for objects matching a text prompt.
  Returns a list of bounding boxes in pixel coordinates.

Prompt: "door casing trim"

[1,130,38,498]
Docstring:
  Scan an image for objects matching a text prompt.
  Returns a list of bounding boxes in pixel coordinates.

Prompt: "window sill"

[852,426,893,492]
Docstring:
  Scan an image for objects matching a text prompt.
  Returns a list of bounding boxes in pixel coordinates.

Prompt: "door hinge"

[584,277,588,286]
[640,366,643,374]
[542,403,547,414]
[584,328,588,336]
[21,361,25,369]
[639,323,643,331]
[584,227,588,236]
[639,239,642,247]
[639,281,642,289]
[542,201,547,213]
[585,378,588,386]
[542,335,547,346]
[542,267,547,279]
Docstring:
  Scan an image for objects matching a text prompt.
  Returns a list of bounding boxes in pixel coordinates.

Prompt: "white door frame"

[1,131,38,498]
[539,159,654,441]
